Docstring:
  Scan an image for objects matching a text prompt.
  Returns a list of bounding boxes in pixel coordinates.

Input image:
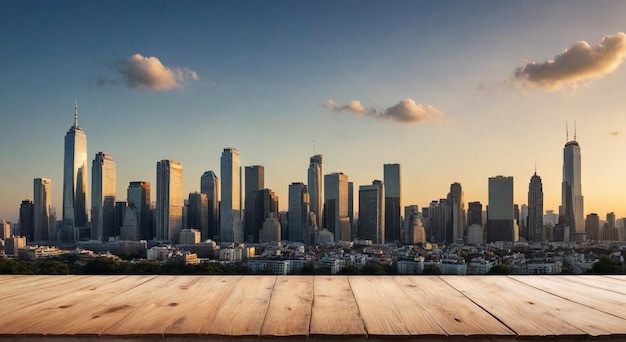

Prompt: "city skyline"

[2,2,626,222]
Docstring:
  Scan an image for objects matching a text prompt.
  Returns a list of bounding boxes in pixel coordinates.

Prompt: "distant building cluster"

[2,105,626,272]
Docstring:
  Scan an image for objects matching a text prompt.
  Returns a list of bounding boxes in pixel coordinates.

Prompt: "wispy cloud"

[325,98,447,124]
[610,130,622,137]
[95,54,199,91]
[513,32,626,90]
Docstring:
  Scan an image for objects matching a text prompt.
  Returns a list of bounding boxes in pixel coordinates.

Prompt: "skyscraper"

[308,155,323,228]
[244,165,264,243]
[324,172,350,241]
[288,182,310,243]
[19,200,34,242]
[187,192,208,240]
[252,188,279,242]
[220,148,242,242]
[560,130,584,242]
[358,180,385,244]
[467,202,483,227]
[127,181,151,240]
[487,176,517,242]
[62,102,88,242]
[156,160,183,243]
[33,178,52,241]
[447,182,465,243]
[200,171,219,240]
[384,163,401,243]
[528,172,544,242]
[91,152,116,241]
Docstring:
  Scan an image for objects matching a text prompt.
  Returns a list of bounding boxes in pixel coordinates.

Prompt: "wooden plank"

[395,276,514,336]
[260,276,313,337]
[444,276,626,337]
[539,275,626,296]
[348,276,409,336]
[0,275,131,334]
[512,275,626,319]
[101,276,235,336]
[206,276,275,336]
[309,276,366,337]
[13,276,156,335]
[0,275,90,302]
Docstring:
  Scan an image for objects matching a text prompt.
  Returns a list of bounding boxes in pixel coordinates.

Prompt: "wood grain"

[395,276,513,336]
[444,275,625,337]
[206,276,275,336]
[261,276,313,337]
[309,276,366,336]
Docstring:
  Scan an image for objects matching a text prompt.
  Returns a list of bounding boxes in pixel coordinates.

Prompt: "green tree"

[361,262,386,275]
[589,256,625,274]
[488,264,511,274]
[339,264,359,274]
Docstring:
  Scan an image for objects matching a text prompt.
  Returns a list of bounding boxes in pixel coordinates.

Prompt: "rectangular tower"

[200,171,220,240]
[288,182,310,243]
[91,152,116,241]
[384,163,401,243]
[244,165,264,243]
[487,176,516,242]
[127,181,151,240]
[33,178,52,242]
[324,172,350,241]
[220,148,242,242]
[358,180,385,244]
[308,155,323,228]
[156,160,183,243]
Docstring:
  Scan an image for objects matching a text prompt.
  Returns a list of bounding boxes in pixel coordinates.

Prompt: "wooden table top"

[0,275,624,339]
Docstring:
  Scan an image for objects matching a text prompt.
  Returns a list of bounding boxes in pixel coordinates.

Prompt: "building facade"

[288,182,310,243]
[324,172,350,242]
[127,181,151,240]
[91,152,116,241]
[33,178,52,242]
[62,102,88,242]
[244,165,264,243]
[561,135,584,242]
[358,180,385,244]
[487,176,516,242]
[528,172,544,242]
[156,160,183,243]
[383,163,401,243]
[220,148,242,242]
[308,155,323,227]
[200,171,219,240]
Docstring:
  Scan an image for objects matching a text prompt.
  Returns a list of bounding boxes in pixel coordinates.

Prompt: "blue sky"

[2,1,626,222]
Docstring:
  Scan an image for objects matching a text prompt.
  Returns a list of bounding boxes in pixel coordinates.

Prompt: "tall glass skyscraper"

[62,102,88,242]
[487,176,516,242]
[561,136,584,241]
[33,178,52,242]
[384,163,401,243]
[324,172,350,241]
[288,182,309,243]
[91,152,116,241]
[220,148,242,242]
[127,181,151,240]
[528,172,544,242]
[447,182,465,243]
[200,171,219,240]
[244,165,264,243]
[358,180,385,244]
[308,155,323,228]
[156,160,183,243]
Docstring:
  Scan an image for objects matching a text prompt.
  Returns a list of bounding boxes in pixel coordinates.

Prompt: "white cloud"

[325,98,447,124]
[100,54,199,91]
[514,32,626,90]
[325,100,375,115]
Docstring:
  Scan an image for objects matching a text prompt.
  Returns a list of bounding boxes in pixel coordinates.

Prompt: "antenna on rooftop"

[566,121,569,142]
[574,121,577,142]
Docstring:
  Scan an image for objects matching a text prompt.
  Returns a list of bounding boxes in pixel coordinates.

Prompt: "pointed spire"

[566,121,569,142]
[534,161,537,176]
[574,121,577,142]
[73,99,79,128]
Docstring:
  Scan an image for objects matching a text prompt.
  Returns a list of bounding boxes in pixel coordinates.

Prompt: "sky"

[1,1,626,223]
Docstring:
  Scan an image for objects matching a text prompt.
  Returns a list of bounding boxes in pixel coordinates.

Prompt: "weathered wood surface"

[0,275,625,338]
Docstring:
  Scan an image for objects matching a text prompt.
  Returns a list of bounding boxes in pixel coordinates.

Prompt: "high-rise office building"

[19,200,34,242]
[467,202,483,227]
[33,178,52,242]
[200,171,220,240]
[251,188,279,242]
[560,129,584,241]
[429,199,449,243]
[244,165,264,243]
[156,159,183,243]
[91,152,116,241]
[308,155,323,228]
[127,181,151,240]
[487,176,517,242]
[220,148,242,242]
[324,172,350,241]
[62,102,88,242]
[384,163,401,243]
[115,201,127,237]
[404,205,425,244]
[348,181,354,229]
[187,192,208,240]
[358,180,385,244]
[447,182,465,243]
[528,172,544,242]
[585,213,600,241]
[288,182,310,243]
